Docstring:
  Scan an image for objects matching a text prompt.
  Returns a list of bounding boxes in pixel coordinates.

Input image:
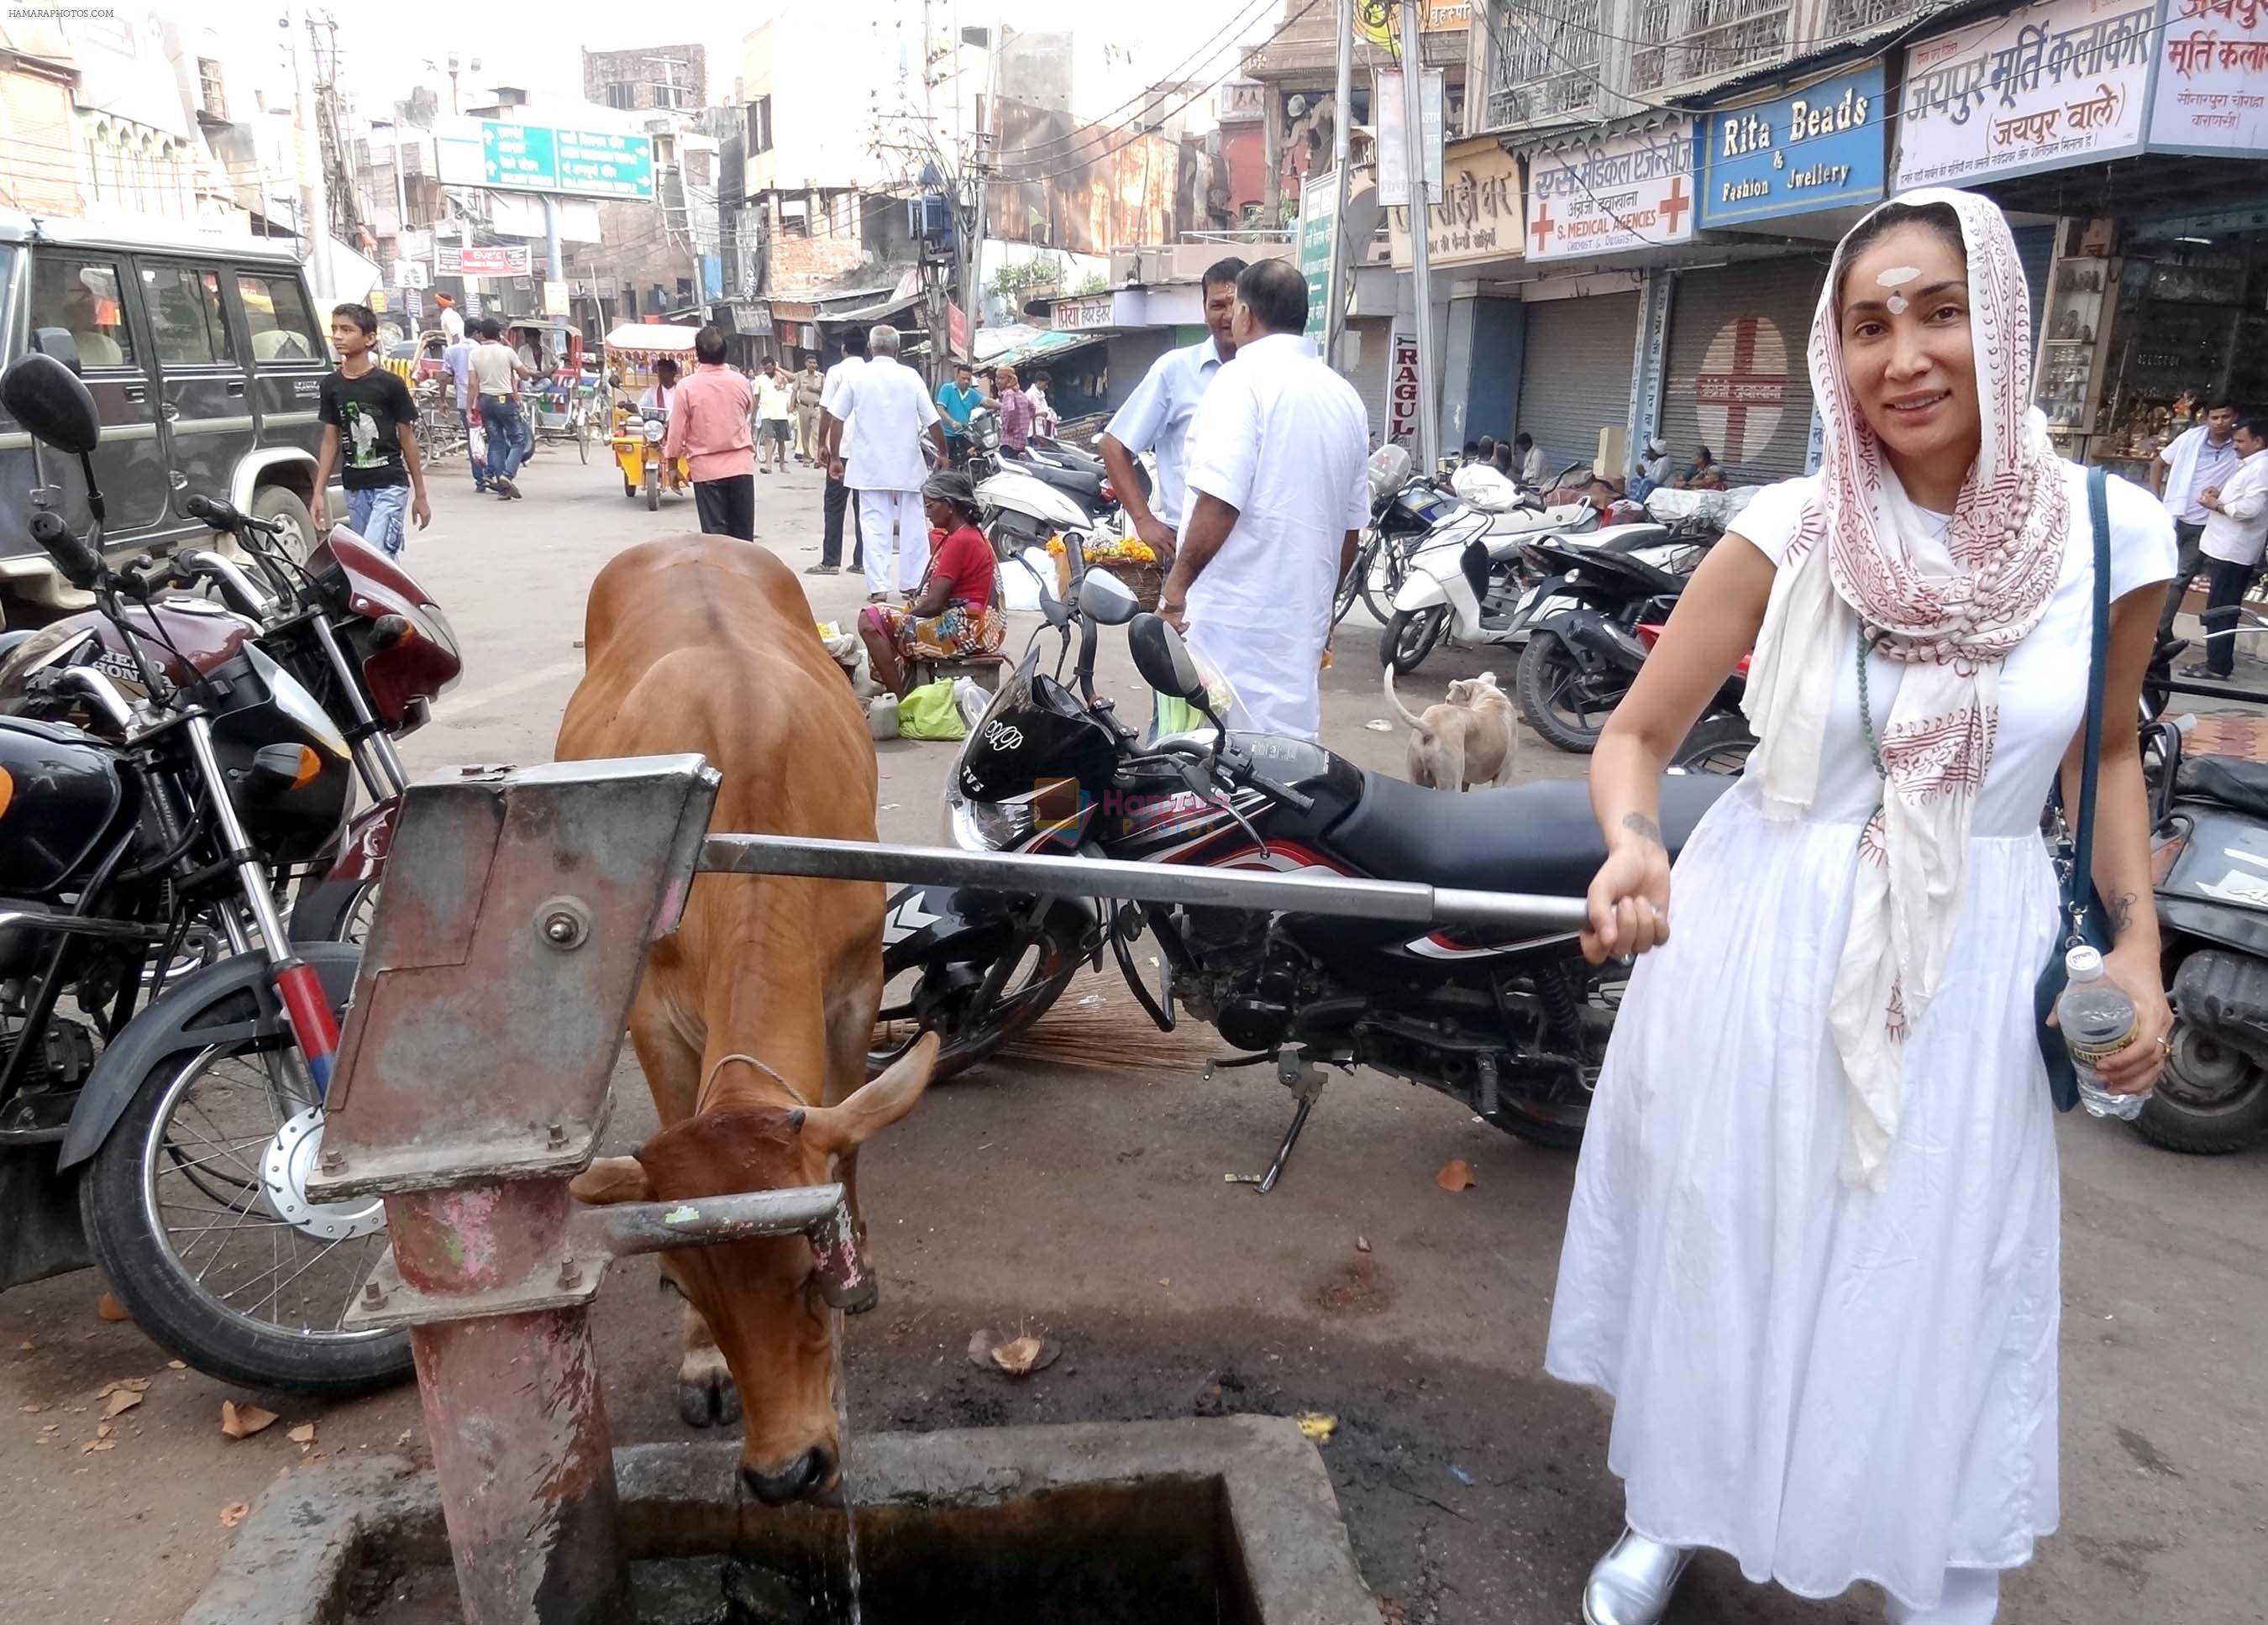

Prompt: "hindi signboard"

[1525,119,1697,261]
[1299,170,1338,343]
[1893,0,2154,190]
[2150,0,2268,154]
[447,118,656,201]
[438,244,532,278]
[1389,136,1523,268]
[1698,63,1887,228]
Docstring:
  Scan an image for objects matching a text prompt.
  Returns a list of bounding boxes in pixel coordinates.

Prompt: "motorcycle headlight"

[643,421,666,443]
[947,792,1035,852]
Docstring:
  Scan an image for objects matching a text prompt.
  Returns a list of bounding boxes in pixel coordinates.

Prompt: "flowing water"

[832,1311,865,1625]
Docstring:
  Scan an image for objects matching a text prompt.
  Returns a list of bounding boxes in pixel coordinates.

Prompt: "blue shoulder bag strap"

[2073,464,2111,915]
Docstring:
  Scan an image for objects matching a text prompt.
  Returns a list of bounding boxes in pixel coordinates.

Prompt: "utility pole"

[1398,0,1438,472]
[958,22,1000,364]
[1324,0,1353,372]
[284,6,331,299]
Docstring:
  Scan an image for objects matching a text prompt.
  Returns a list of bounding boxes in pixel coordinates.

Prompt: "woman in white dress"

[1550,190,2176,1625]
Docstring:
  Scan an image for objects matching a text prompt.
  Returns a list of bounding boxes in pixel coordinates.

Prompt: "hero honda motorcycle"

[0,354,404,1392]
[873,561,1730,1187]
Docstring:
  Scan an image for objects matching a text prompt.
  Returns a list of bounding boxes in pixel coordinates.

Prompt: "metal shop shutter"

[1659,258,1826,486]
[2012,223,2055,351]
[1515,291,1640,477]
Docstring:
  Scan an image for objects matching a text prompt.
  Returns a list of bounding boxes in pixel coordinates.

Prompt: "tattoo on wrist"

[1621,812,1663,848]
[2109,889,2138,937]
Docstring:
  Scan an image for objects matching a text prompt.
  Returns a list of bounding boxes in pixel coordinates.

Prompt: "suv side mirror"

[2,353,102,457]
[1127,613,1208,706]
[30,326,82,375]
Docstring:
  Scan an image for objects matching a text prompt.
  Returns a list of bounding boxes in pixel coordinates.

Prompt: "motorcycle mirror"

[1075,568,1138,626]
[1037,579,1073,630]
[1127,612,1208,706]
[2,353,102,457]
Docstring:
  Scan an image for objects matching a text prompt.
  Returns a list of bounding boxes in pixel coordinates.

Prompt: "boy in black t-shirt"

[312,302,428,556]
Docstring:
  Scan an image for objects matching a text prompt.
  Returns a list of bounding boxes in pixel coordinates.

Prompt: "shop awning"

[602,322,701,354]
[818,291,922,326]
[971,325,1107,371]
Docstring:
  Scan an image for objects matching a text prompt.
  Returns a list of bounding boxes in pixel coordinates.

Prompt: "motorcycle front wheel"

[1361,537,1414,626]
[1516,634,1625,753]
[1383,605,1448,675]
[868,899,1089,1082]
[80,956,411,1395]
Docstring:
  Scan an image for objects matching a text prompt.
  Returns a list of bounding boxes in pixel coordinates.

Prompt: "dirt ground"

[3,457,2263,1625]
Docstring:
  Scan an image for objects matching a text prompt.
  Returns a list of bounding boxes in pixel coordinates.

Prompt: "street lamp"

[423,52,480,117]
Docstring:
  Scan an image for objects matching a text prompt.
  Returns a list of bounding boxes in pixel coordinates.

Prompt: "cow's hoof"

[677,1354,742,1428]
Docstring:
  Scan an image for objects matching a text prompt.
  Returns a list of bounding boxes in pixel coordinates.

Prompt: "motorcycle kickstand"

[1252,1047,1327,1195]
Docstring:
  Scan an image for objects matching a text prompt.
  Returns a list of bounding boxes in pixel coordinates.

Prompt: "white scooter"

[1379,471,1604,676]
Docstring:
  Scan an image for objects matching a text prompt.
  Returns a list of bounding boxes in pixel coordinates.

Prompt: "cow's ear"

[570,1155,654,1204]
[803,1032,940,1157]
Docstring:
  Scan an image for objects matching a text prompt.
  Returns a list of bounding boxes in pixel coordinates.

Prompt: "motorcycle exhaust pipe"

[1562,616,1651,674]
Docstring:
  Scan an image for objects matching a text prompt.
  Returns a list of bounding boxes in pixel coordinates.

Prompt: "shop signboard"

[1525,118,1697,261]
[1299,170,1337,343]
[1388,325,1422,443]
[1893,0,2154,190]
[1377,69,1446,207]
[2150,0,2268,154]
[1053,293,1116,331]
[1389,136,1523,269]
[1698,63,1887,228]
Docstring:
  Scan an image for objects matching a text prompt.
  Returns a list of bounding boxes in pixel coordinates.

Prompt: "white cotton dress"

[1544,464,2176,1612]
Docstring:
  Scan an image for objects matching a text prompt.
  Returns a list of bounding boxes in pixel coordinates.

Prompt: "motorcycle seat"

[1326,772,1731,897]
[1012,456,1106,506]
[2176,754,2268,821]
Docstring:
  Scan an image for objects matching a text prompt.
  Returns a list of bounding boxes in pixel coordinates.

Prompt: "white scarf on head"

[1741,188,2070,1192]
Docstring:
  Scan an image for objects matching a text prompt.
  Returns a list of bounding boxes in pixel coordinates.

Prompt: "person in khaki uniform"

[791,357,826,466]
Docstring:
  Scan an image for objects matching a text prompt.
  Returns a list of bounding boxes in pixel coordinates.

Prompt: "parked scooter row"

[0,353,460,1394]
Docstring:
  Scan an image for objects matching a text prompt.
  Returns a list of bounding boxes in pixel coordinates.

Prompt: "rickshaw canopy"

[603,322,702,357]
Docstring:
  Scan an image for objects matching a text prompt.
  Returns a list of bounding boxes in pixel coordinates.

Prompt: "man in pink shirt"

[663,327,758,539]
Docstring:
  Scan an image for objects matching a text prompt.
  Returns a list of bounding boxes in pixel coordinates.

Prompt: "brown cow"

[555,535,937,1505]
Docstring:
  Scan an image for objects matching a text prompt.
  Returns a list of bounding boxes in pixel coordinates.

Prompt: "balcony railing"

[1483,0,1603,128]
[1628,0,1793,93]
[1819,0,1936,35]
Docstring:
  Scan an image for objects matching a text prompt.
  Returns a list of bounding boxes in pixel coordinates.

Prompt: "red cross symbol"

[1530,198,1555,246]
[1693,316,1788,462]
[1657,176,1691,237]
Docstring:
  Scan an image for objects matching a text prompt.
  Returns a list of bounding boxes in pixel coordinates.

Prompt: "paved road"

[2,449,2263,1624]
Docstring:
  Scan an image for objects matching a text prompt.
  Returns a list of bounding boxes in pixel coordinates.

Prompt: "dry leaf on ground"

[1435,1159,1475,1192]
[166,1360,186,1371]
[990,1335,1044,1376]
[100,1377,150,1395]
[96,1292,129,1323]
[1356,1235,1372,1253]
[218,1502,249,1528]
[220,1401,278,1439]
[80,1437,116,1454]
[102,1390,143,1419]
[18,1402,40,1414]
[289,1423,317,1446]
[16,1339,33,1351]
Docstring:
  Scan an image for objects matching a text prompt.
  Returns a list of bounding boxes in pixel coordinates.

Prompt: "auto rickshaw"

[605,322,697,509]
[501,317,601,461]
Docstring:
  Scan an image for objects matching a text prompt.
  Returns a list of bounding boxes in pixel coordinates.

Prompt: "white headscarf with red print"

[1742,187,2066,1192]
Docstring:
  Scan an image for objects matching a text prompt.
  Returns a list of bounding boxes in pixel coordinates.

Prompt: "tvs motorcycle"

[0,354,404,1392]
[872,563,1730,1185]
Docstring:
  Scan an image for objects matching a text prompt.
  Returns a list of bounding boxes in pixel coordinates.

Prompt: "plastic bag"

[1000,547,1051,612]
[896,679,968,741]
[953,676,992,730]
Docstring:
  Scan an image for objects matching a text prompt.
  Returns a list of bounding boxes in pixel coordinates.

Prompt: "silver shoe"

[1582,1527,1694,1625]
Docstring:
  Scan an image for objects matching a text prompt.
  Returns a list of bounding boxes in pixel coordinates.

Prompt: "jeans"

[345,484,412,557]
[2200,553,2254,675]
[458,408,486,489]
[480,396,527,484]
[822,473,864,569]
[2160,519,2207,641]
[694,474,756,540]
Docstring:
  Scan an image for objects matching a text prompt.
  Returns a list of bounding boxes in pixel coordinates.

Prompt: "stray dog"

[1384,668,1518,791]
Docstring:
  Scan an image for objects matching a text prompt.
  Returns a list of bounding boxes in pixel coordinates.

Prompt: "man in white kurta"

[1164,259,1371,741]
[833,325,945,599]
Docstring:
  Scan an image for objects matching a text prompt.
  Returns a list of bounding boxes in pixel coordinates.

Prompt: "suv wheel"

[249,485,318,566]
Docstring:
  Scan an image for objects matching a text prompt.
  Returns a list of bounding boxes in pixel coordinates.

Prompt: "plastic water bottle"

[2056,946,2145,1121]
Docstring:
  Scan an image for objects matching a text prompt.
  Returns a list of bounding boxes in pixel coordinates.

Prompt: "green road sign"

[479,120,654,201]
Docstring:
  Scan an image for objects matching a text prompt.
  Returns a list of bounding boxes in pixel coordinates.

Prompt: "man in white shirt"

[438,298,464,343]
[2181,417,2268,679]
[1100,256,1245,564]
[2156,396,2242,641]
[812,329,867,575]
[1165,259,1370,742]
[830,324,947,600]
[1515,432,1544,489]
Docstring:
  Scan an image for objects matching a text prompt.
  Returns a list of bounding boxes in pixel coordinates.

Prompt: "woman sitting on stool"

[857,471,1005,695]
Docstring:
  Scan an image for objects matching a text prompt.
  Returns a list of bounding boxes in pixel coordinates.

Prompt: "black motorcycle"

[873,564,1729,1187]
[1513,534,1706,753]
[0,354,402,1393]
[1331,446,1464,628]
